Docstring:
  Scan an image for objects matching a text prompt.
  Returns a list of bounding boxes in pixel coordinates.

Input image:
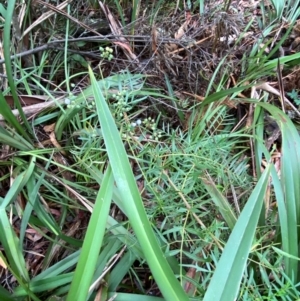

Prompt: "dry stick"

[256,82,300,117]
[48,172,94,212]
[168,35,213,55]
[0,38,112,65]
[276,59,286,113]
[0,44,51,65]
[99,1,139,64]
[0,35,152,65]
[0,33,184,65]
[0,99,65,121]
[34,0,104,37]
[90,246,126,293]
[0,87,123,121]
[21,0,72,38]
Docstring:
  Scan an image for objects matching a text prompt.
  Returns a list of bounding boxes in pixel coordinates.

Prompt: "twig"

[0,43,101,65]
[0,34,184,65]
[0,99,65,121]
[256,82,300,118]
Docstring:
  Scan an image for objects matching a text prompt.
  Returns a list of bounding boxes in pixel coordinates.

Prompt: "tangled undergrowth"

[1,0,300,301]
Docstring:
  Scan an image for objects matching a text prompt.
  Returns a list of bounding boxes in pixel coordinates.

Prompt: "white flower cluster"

[124,117,163,141]
[112,90,130,118]
[143,117,163,140]
[99,46,114,61]
[66,93,80,109]
[131,119,142,127]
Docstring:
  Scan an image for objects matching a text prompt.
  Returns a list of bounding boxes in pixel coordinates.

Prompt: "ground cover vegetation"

[0,0,300,300]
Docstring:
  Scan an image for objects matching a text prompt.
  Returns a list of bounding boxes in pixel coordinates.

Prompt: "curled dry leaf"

[99,1,139,63]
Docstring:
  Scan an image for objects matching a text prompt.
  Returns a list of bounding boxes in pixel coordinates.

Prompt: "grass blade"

[88,67,189,301]
[0,158,35,209]
[2,0,31,136]
[257,102,300,282]
[202,171,237,230]
[0,284,16,301]
[203,164,271,301]
[0,163,35,282]
[67,166,113,301]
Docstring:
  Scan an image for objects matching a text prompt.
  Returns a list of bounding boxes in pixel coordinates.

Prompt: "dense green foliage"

[0,0,300,300]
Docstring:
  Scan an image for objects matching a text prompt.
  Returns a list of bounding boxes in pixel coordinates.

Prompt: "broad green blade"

[257,102,300,282]
[0,161,35,283]
[67,166,113,301]
[203,164,271,301]
[2,0,32,136]
[0,126,32,150]
[88,67,189,301]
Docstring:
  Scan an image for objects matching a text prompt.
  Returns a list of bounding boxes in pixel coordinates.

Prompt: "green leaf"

[287,89,298,101]
[0,4,7,17]
[0,158,35,209]
[0,125,33,150]
[2,0,32,136]
[67,166,113,301]
[0,284,16,301]
[203,164,271,301]
[88,66,189,301]
[257,102,300,282]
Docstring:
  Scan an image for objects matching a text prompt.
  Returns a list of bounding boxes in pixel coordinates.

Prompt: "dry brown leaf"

[184,266,197,294]
[256,82,300,118]
[22,0,72,38]
[4,95,50,108]
[174,21,188,40]
[99,1,139,63]
[25,229,43,242]
[0,254,7,269]
[43,123,56,133]
[151,25,158,54]
[0,97,65,121]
